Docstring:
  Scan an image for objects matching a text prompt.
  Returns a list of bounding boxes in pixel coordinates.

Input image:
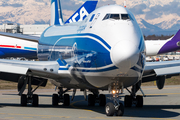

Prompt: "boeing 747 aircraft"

[1,0,180,117]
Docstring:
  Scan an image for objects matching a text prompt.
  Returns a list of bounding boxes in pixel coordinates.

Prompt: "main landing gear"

[124,82,144,108]
[87,90,106,107]
[52,87,70,106]
[20,76,39,107]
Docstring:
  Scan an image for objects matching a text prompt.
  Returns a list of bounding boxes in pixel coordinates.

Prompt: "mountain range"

[0,0,180,36]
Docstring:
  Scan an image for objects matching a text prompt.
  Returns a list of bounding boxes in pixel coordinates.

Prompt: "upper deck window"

[89,14,95,22]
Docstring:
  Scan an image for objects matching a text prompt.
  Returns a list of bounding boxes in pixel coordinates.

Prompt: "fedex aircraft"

[145,30,180,56]
[0,1,97,59]
[1,0,180,117]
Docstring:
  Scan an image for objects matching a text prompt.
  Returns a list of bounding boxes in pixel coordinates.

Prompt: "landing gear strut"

[52,87,70,106]
[105,92,124,116]
[20,76,39,107]
[87,90,106,107]
[124,82,143,108]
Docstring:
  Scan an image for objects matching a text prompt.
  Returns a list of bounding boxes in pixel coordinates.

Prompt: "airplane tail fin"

[158,29,180,54]
[65,1,98,24]
[51,0,64,26]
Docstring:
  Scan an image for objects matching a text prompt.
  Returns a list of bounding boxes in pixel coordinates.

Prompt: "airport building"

[0,23,49,35]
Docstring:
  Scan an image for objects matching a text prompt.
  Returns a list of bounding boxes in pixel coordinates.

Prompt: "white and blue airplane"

[1,0,180,117]
[0,0,97,59]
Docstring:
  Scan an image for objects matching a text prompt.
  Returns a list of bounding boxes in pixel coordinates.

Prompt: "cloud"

[2,2,23,7]
[61,0,83,11]
[145,1,180,20]
[129,4,147,15]
[96,0,116,8]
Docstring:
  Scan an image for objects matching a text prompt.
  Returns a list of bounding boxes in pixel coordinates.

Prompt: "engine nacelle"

[156,76,165,90]
[18,76,26,92]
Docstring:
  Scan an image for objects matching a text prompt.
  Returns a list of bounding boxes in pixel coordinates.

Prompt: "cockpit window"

[103,14,110,20]
[110,14,120,20]
[121,14,130,20]
[103,14,132,21]
[103,14,120,20]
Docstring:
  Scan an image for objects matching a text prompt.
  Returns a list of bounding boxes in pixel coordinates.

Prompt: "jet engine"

[18,76,27,92]
[156,76,165,90]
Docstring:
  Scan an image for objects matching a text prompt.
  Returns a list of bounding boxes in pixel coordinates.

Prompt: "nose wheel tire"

[116,103,124,116]
[105,102,115,116]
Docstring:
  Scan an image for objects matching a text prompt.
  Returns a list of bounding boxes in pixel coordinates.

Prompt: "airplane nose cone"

[111,40,139,72]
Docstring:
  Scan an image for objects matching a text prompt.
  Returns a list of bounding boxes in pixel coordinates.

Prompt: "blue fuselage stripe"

[24,47,37,51]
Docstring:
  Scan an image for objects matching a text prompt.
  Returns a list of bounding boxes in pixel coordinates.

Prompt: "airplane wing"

[143,60,180,83]
[0,58,71,94]
[0,31,39,42]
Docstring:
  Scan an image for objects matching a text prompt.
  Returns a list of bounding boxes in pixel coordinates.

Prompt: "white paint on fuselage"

[0,35,38,50]
[145,38,172,56]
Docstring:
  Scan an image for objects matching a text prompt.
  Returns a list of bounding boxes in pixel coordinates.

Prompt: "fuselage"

[0,32,38,59]
[38,5,146,89]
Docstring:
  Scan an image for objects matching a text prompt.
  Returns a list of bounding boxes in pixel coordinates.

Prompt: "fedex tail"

[145,30,180,56]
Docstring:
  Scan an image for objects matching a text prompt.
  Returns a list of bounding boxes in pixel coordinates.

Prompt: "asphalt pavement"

[0,85,180,120]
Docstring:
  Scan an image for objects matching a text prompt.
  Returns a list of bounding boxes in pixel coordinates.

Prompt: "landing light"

[112,90,119,94]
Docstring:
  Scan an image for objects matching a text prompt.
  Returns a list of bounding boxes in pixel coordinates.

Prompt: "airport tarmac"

[0,85,180,120]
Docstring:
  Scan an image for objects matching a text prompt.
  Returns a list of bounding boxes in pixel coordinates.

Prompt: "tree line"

[144,34,174,40]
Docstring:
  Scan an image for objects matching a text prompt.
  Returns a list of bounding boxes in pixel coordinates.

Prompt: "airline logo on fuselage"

[68,7,89,23]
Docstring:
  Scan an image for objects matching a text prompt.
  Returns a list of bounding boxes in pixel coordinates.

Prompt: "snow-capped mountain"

[0,0,180,35]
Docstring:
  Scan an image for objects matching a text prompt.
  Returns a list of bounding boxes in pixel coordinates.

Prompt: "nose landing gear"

[105,91,124,116]
[105,83,124,116]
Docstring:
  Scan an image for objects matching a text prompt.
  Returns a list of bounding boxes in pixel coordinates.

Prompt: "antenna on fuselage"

[51,0,64,26]
[124,0,126,8]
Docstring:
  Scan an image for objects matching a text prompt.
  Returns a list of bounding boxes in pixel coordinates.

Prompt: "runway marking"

[42,117,52,118]
[1,113,70,118]
[4,117,14,119]
[146,92,180,96]
[0,98,19,100]
[142,87,180,90]
[90,117,132,120]
[70,100,93,112]
[79,117,88,118]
